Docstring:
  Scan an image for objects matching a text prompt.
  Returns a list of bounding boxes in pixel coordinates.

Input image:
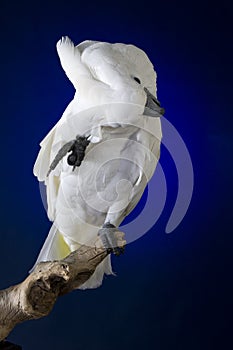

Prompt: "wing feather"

[33,126,56,181]
[56,36,91,87]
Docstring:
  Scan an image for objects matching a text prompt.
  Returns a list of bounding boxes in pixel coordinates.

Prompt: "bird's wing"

[33,125,57,182]
[34,104,107,221]
[56,36,92,87]
[33,123,62,221]
[121,124,162,219]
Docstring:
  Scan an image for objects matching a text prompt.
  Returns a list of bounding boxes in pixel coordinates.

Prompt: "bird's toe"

[98,223,126,255]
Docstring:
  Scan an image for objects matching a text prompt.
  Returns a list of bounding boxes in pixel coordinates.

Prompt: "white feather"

[56,36,92,87]
[32,37,162,289]
[30,225,62,272]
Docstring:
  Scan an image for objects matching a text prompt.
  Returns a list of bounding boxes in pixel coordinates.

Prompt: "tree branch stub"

[0,245,110,341]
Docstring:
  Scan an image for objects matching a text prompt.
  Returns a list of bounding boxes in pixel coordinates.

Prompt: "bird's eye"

[134,77,141,84]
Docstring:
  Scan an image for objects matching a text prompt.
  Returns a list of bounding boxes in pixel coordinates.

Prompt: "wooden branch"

[0,245,110,342]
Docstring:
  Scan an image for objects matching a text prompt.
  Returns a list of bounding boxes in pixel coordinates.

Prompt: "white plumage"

[32,37,163,289]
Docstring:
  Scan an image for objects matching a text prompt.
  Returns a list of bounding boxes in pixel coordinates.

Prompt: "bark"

[0,245,110,342]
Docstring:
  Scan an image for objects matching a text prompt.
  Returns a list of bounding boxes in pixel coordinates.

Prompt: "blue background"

[0,0,232,349]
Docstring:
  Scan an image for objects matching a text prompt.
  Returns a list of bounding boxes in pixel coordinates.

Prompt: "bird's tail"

[30,224,113,289]
[30,224,71,272]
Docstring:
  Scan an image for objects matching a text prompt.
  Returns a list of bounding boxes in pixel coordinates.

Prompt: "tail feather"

[30,225,71,272]
[30,224,114,289]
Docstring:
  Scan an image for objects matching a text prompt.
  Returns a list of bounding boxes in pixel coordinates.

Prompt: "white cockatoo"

[32,37,164,289]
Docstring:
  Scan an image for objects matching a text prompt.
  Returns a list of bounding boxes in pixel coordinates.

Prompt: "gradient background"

[0,0,232,349]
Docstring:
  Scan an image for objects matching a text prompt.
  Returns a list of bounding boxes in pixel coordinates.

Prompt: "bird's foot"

[47,135,90,176]
[98,223,126,256]
[68,136,90,171]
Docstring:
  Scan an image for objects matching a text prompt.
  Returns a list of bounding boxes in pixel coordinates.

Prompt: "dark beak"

[143,87,165,117]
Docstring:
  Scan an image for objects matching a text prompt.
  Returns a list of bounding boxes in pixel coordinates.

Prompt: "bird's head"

[56,37,164,117]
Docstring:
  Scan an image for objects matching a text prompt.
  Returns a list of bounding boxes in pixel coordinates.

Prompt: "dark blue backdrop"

[0,1,232,349]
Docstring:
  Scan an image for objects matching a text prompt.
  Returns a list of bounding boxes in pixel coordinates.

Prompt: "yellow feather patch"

[57,232,71,258]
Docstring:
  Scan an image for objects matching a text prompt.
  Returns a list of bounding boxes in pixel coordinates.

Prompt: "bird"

[31,36,164,289]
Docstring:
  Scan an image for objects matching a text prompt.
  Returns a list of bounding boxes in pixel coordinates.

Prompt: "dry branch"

[0,245,110,342]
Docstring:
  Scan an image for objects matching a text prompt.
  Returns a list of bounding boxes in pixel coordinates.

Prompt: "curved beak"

[143,87,165,117]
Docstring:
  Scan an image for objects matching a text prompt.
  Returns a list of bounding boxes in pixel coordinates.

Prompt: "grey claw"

[47,135,90,176]
[47,140,76,176]
[68,136,90,171]
[113,246,125,256]
[98,223,125,256]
